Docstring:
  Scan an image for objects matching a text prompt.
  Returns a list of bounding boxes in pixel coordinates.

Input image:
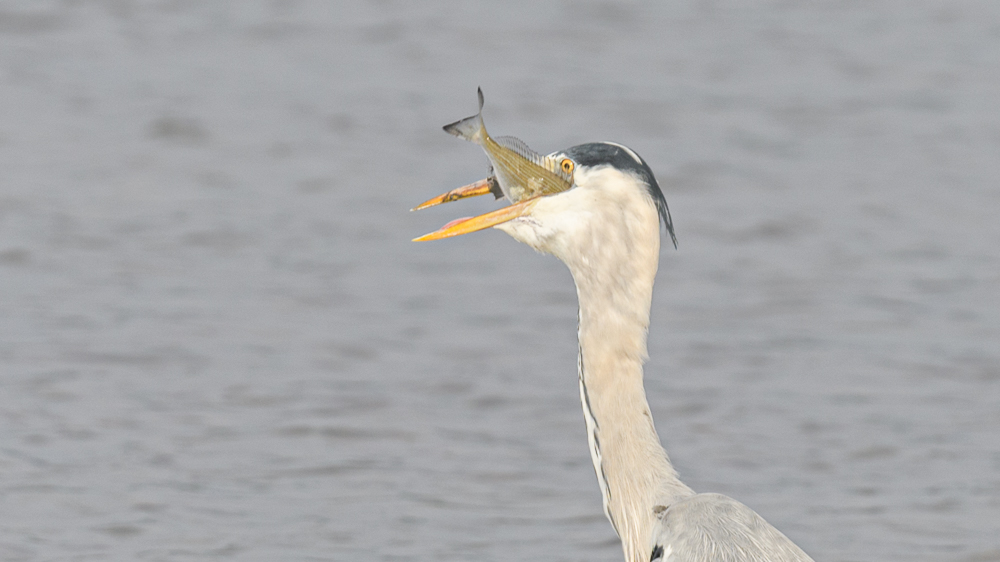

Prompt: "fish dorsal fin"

[495,136,570,184]
[494,135,544,166]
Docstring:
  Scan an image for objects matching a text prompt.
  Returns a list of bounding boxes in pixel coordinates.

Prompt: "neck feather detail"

[565,188,694,562]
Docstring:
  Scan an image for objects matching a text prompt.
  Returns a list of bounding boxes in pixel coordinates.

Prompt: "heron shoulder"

[650,493,814,562]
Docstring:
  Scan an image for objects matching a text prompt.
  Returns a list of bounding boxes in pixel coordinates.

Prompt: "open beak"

[410,177,497,211]
[411,178,538,241]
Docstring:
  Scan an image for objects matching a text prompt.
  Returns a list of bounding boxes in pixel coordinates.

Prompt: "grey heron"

[414,92,816,562]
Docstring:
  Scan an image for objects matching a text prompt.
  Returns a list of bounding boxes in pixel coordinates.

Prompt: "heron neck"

[570,246,694,561]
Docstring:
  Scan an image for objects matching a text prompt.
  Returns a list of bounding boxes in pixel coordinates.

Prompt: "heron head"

[413,141,676,263]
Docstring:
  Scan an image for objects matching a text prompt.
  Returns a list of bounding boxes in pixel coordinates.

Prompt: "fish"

[442,88,573,203]
[410,89,576,241]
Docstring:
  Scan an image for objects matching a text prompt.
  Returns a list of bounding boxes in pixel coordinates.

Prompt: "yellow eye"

[560,158,574,175]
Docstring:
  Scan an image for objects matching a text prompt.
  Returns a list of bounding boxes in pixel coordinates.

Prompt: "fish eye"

[560,158,574,175]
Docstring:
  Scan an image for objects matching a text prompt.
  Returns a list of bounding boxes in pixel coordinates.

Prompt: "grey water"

[0,2,998,561]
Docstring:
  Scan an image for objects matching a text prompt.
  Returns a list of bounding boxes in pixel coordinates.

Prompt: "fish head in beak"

[410,178,540,241]
[412,159,575,242]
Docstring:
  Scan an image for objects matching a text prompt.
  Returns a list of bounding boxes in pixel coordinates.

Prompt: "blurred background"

[1,1,998,561]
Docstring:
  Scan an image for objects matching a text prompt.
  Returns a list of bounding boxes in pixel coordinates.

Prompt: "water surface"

[0,2,998,561]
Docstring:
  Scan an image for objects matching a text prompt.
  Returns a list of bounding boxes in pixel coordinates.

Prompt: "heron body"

[495,143,814,562]
[414,96,815,562]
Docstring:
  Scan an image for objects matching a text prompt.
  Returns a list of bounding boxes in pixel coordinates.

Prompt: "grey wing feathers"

[650,494,814,562]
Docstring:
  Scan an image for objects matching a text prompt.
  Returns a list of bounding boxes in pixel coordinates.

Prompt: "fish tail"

[443,87,487,144]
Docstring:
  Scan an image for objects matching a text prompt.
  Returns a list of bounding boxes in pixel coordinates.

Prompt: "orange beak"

[410,177,496,211]
[411,178,539,242]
